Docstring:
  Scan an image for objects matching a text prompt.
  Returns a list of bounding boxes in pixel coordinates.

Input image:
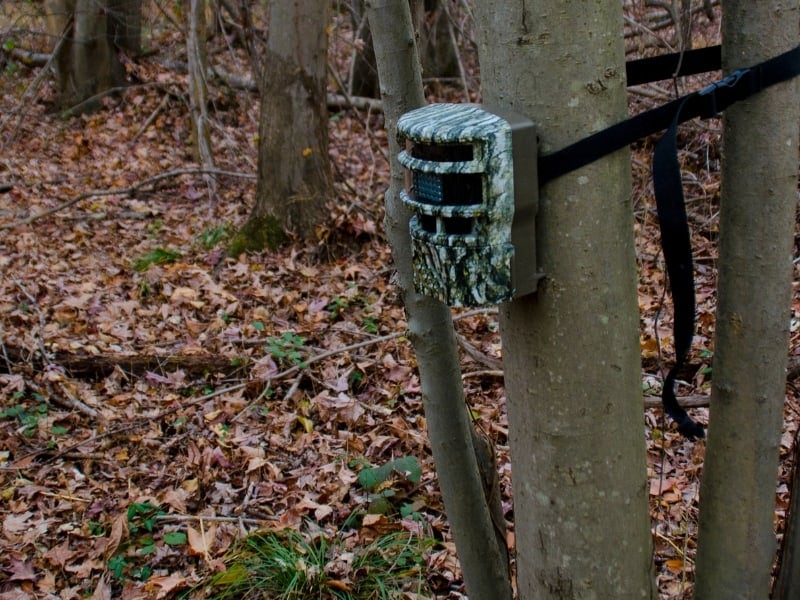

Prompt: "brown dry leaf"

[2,512,33,542]
[44,540,77,568]
[186,522,217,557]
[6,557,35,583]
[161,487,190,512]
[145,572,188,599]
[90,576,112,600]
[103,512,129,559]
[664,558,685,574]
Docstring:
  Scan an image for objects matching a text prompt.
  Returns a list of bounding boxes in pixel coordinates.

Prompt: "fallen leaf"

[187,522,216,557]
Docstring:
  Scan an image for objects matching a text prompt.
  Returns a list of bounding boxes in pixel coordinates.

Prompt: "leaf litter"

[0,3,798,599]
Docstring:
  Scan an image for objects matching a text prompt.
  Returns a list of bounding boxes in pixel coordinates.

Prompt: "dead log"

[2,344,247,379]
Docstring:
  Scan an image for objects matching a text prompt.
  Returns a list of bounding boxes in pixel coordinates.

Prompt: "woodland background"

[0,1,799,598]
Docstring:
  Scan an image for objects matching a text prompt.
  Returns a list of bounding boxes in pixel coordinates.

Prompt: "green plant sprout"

[106,502,187,583]
[0,393,48,436]
[133,247,183,271]
[266,332,307,367]
[197,223,231,249]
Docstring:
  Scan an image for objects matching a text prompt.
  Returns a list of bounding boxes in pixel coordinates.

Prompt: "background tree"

[186,0,215,189]
[694,2,800,597]
[44,0,141,112]
[229,0,332,254]
[474,0,655,597]
[350,0,462,99]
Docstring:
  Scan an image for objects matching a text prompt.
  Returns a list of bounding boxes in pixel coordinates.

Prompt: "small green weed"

[361,316,379,335]
[698,348,713,376]
[133,247,183,271]
[197,223,232,249]
[146,219,164,236]
[357,456,423,516]
[106,501,186,583]
[326,296,349,319]
[0,393,48,436]
[127,501,163,533]
[266,332,307,367]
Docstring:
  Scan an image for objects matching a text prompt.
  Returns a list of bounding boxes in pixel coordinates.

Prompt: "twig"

[132,92,171,142]
[456,333,502,370]
[156,513,278,526]
[154,0,186,36]
[327,93,383,112]
[3,46,50,67]
[4,381,249,469]
[60,83,177,118]
[1,167,256,229]
[12,329,408,467]
[11,279,99,419]
[0,23,68,149]
[327,63,388,162]
[462,369,503,380]
[440,0,471,102]
[645,394,708,408]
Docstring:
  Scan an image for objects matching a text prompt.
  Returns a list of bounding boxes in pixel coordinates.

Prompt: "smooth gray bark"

[367,1,512,598]
[474,1,655,597]
[694,3,800,598]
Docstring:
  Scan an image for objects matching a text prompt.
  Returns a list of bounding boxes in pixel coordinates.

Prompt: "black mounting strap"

[537,43,800,438]
[625,45,722,86]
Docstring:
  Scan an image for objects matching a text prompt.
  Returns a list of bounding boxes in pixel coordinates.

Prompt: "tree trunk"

[349,0,379,98]
[230,0,332,254]
[474,1,655,597]
[367,1,513,598]
[46,0,135,112]
[187,0,215,189]
[413,0,459,81]
[694,3,800,598]
[108,0,141,55]
[350,0,460,99]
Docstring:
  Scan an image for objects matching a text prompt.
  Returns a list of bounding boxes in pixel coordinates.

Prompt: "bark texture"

[241,0,332,250]
[474,1,655,597]
[367,1,512,598]
[46,0,129,111]
[694,3,800,598]
[187,0,215,185]
[107,0,141,55]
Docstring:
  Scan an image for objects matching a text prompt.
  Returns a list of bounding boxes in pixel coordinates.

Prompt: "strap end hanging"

[653,103,706,440]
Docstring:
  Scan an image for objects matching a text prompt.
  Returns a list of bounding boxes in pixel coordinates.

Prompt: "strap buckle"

[697,68,753,117]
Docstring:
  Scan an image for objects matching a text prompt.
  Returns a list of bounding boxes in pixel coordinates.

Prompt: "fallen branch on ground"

[0,167,256,229]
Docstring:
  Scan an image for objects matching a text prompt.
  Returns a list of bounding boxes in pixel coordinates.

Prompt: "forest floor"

[1,3,800,599]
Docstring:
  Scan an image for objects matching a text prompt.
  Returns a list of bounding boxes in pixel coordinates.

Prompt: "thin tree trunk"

[187,0,215,192]
[694,3,800,598]
[108,0,141,55]
[366,2,513,598]
[474,1,655,597]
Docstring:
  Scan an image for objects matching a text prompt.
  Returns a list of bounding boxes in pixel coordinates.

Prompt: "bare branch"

[0,168,256,229]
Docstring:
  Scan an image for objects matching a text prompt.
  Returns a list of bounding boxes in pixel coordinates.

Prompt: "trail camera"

[397,103,539,307]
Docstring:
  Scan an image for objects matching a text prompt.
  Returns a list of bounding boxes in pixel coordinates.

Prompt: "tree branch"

[0,168,256,229]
